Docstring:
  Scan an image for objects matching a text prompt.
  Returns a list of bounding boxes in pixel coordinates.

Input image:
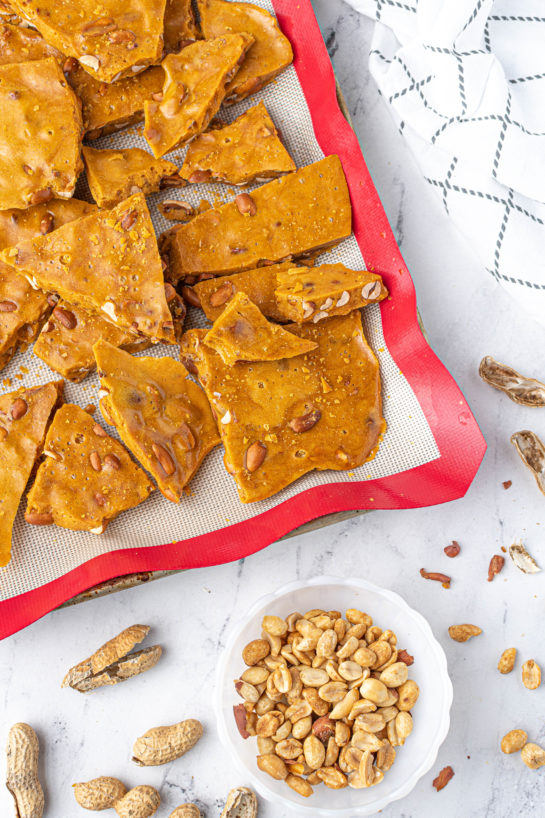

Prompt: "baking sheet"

[0,0,485,636]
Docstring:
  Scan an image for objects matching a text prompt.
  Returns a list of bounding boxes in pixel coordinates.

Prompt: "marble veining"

[2,2,545,815]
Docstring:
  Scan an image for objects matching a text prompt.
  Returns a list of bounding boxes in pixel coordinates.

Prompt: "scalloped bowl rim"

[214,575,453,817]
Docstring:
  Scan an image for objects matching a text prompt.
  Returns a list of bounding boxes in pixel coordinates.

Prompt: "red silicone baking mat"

[0,0,486,639]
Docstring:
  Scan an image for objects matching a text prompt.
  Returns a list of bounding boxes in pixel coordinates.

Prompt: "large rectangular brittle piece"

[0,380,63,566]
[163,156,352,282]
[9,0,167,83]
[180,312,385,503]
[2,193,175,343]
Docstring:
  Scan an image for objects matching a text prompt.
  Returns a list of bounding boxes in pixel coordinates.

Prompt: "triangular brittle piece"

[192,261,308,323]
[25,404,154,533]
[83,146,181,209]
[204,291,317,366]
[9,0,167,83]
[34,285,185,382]
[0,198,97,371]
[180,102,295,186]
[94,340,220,503]
[2,193,175,343]
[164,0,199,54]
[144,33,255,158]
[161,156,352,282]
[275,264,388,323]
[0,380,63,567]
[198,0,293,103]
[0,58,83,210]
[181,313,385,503]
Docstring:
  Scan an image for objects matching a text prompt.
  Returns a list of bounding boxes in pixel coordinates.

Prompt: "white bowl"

[214,575,452,816]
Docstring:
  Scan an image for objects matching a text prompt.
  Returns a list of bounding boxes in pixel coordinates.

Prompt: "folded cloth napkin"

[343,0,545,322]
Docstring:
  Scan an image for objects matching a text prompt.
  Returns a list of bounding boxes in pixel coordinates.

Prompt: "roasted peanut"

[498,648,516,674]
[379,662,408,688]
[243,639,270,666]
[448,624,482,643]
[303,734,326,770]
[316,766,347,789]
[501,729,528,754]
[360,678,389,705]
[262,615,288,637]
[285,774,313,798]
[521,743,545,769]
[522,660,541,690]
[397,679,420,711]
[257,753,288,780]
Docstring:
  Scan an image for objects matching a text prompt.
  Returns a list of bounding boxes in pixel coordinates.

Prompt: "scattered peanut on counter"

[522,660,542,690]
[169,805,202,818]
[6,723,44,818]
[448,624,482,643]
[497,648,517,674]
[132,719,203,766]
[233,606,419,796]
[73,778,160,817]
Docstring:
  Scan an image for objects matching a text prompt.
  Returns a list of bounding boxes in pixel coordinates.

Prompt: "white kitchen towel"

[342,0,545,322]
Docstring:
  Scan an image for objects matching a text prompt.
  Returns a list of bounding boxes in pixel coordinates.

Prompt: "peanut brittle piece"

[192,261,298,323]
[0,380,63,566]
[0,57,83,210]
[34,284,185,382]
[180,312,385,503]
[94,339,220,503]
[25,404,154,533]
[197,0,293,103]
[162,155,352,282]
[180,102,295,186]
[0,21,63,65]
[144,33,255,158]
[2,193,175,343]
[0,23,165,139]
[275,264,388,323]
[204,291,317,366]
[83,146,181,209]
[67,61,165,139]
[164,0,199,54]
[9,0,167,83]
[0,198,96,370]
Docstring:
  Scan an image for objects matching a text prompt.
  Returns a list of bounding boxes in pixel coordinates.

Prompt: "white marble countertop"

[3,2,545,816]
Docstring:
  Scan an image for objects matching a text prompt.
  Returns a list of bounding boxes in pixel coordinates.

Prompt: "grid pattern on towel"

[0,0,439,601]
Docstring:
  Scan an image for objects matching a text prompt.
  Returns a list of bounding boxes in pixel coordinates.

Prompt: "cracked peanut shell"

[63,624,162,692]
[220,786,257,818]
